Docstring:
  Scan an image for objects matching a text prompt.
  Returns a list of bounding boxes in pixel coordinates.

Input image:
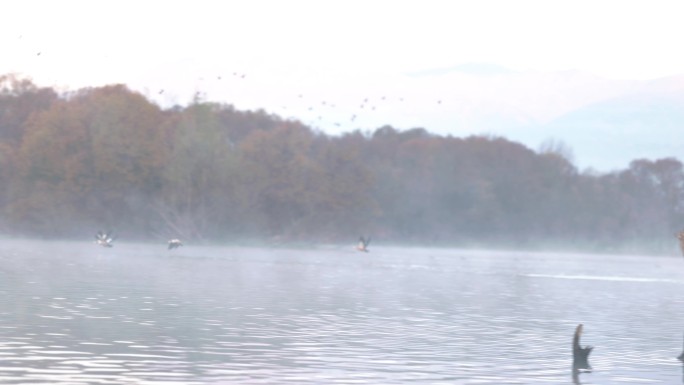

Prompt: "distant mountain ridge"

[404,64,684,171]
[518,73,684,170]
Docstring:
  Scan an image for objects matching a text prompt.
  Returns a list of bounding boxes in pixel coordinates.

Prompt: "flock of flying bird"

[27,44,447,132]
[95,228,684,254]
[173,69,448,132]
[95,231,372,253]
[94,229,684,256]
[94,231,183,250]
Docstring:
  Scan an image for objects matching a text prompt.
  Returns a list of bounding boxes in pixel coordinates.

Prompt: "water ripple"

[0,242,682,383]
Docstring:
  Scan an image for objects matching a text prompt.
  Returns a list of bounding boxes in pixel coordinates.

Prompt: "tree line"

[1,74,682,254]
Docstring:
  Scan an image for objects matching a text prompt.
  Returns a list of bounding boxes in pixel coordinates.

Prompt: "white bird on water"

[95,231,115,248]
[168,239,183,250]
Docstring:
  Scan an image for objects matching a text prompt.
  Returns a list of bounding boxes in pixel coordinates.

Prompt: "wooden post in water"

[678,334,684,361]
[573,324,593,371]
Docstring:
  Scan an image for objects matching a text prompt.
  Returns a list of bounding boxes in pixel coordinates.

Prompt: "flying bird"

[168,239,183,250]
[356,236,371,252]
[95,231,115,248]
[572,324,593,371]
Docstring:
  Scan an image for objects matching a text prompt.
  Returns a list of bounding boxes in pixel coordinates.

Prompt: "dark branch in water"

[573,324,593,371]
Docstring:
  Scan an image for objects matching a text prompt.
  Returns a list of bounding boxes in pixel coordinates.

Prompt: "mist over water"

[0,239,682,384]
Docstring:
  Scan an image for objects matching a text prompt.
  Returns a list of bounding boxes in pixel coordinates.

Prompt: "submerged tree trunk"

[573,324,593,371]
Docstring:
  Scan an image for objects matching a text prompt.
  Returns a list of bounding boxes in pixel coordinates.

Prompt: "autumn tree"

[236,122,326,239]
[0,74,57,142]
[155,101,241,241]
[1,74,683,253]
[308,131,376,238]
[11,85,168,236]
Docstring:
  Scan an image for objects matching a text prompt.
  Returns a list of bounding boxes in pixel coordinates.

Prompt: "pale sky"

[2,0,684,169]
[4,1,683,82]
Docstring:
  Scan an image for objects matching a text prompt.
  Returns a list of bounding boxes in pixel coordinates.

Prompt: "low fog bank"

[0,233,680,259]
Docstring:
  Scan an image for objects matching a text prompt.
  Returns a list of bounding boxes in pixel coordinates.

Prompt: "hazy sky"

[4,1,683,80]
[2,0,683,169]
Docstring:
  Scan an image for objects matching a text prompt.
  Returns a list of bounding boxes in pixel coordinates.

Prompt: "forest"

[0,73,682,254]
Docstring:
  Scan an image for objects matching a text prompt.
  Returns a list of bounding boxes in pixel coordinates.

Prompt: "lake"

[0,239,682,384]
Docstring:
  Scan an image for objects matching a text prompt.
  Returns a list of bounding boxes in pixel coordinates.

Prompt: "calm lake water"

[0,239,682,384]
